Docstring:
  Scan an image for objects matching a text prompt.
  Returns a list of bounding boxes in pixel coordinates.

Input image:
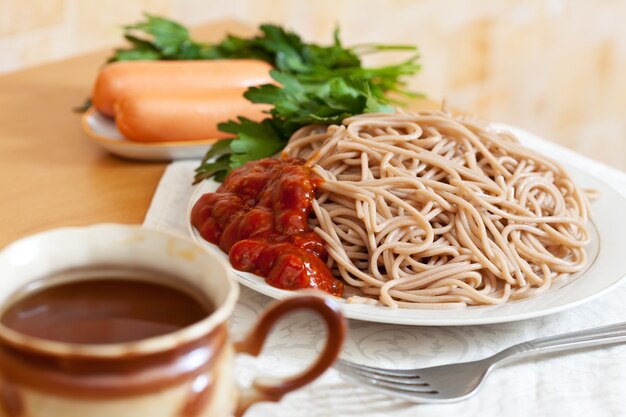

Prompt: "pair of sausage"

[91,60,273,142]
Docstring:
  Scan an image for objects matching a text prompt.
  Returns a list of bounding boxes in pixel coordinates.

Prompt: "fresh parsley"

[110,15,213,61]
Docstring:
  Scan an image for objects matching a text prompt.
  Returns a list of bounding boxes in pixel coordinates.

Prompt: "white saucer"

[81,107,217,161]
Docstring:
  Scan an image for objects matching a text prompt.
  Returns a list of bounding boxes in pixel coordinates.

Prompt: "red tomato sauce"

[191,158,343,297]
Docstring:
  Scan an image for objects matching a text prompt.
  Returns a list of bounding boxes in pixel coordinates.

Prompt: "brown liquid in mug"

[0,279,212,344]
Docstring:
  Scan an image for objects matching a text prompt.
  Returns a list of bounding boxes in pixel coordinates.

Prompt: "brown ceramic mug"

[0,225,346,417]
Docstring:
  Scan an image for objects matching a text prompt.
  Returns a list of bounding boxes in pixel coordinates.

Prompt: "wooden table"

[0,21,258,248]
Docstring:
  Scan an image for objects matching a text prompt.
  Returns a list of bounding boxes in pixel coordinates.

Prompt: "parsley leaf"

[229,119,286,167]
[194,153,231,183]
[111,35,161,61]
[126,15,190,56]
[110,14,214,61]
[194,118,285,183]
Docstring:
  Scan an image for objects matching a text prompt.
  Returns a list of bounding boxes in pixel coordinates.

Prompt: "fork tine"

[344,370,428,386]
[335,359,422,377]
[338,367,439,394]
[334,362,428,386]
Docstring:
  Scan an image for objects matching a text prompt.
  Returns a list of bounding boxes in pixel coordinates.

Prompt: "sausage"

[114,90,271,142]
[92,60,273,116]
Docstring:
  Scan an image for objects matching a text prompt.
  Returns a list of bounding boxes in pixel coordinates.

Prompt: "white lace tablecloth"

[144,131,626,417]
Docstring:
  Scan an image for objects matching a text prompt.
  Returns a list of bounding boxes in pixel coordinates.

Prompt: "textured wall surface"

[1,0,625,169]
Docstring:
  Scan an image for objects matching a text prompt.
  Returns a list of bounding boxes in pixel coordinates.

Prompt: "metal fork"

[335,321,626,404]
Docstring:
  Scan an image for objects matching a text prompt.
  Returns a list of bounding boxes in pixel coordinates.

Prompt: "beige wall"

[2,0,625,170]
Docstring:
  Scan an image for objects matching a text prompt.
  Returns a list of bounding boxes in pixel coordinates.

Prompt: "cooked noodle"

[283,111,591,309]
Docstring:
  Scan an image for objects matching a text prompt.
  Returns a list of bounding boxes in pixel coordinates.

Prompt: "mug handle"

[233,295,347,416]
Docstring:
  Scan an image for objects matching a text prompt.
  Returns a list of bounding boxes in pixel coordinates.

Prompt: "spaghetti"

[283,111,591,308]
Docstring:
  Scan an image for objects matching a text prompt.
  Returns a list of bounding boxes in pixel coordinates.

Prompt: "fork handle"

[492,321,626,364]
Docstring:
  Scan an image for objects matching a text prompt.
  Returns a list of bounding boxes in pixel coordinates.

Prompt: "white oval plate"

[187,126,626,326]
[81,107,217,161]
